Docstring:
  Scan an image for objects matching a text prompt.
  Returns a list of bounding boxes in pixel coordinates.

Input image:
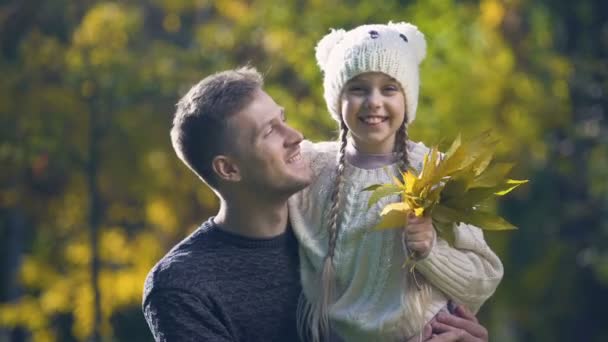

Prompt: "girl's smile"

[340,72,407,154]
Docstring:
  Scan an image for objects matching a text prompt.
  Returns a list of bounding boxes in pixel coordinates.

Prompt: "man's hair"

[170,67,263,187]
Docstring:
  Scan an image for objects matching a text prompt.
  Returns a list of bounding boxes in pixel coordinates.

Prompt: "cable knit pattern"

[288,140,504,341]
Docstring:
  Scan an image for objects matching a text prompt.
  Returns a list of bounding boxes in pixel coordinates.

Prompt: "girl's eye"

[264,127,274,137]
[384,85,399,92]
[348,85,366,93]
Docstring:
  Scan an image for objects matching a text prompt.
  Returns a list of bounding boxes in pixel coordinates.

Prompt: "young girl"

[288,22,504,341]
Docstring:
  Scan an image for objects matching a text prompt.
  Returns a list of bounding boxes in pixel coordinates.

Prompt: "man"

[142,67,490,342]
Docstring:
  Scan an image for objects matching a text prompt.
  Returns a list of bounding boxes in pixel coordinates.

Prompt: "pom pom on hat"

[315,29,346,72]
[388,21,427,64]
[316,22,427,125]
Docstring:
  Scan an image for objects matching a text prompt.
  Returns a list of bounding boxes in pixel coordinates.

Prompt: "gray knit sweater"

[142,218,302,341]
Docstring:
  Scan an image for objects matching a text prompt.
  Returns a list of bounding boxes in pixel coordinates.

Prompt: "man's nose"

[284,124,304,146]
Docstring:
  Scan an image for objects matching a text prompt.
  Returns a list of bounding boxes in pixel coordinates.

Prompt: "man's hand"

[429,304,489,342]
[404,213,435,258]
[425,330,476,342]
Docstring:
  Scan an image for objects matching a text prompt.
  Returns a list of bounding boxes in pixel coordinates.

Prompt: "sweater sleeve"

[415,222,503,313]
[143,289,235,342]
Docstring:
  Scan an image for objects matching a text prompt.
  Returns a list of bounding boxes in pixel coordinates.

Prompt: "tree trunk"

[87,103,102,342]
[0,208,27,342]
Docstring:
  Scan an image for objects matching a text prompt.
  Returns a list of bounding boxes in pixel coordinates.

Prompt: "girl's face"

[340,72,406,154]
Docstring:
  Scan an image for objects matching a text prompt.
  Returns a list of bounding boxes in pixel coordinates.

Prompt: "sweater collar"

[345,143,400,170]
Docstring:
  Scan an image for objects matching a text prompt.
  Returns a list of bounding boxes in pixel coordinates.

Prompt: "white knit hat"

[316,22,427,124]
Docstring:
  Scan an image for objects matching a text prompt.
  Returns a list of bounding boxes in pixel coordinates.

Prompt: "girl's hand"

[404,212,435,259]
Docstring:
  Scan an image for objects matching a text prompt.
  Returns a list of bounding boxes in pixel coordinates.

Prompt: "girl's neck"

[345,142,399,170]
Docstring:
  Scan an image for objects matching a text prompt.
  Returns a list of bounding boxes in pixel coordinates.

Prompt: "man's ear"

[212,155,241,182]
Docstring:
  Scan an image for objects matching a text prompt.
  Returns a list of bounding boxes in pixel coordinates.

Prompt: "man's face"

[226,88,313,197]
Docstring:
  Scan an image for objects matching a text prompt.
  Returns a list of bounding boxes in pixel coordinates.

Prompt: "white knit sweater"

[288,140,504,341]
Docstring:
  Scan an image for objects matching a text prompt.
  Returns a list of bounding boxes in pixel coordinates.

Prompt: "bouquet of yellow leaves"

[364,131,528,246]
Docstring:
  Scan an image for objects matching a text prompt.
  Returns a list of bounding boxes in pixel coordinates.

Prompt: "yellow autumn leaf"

[495,179,529,196]
[470,163,515,188]
[363,132,527,243]
[404,171,418,193]
[365,183,403,209]
[373,211,407,230]
[380,201,410,215]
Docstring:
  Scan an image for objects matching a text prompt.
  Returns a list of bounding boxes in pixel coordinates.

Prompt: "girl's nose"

[366,90,382,109]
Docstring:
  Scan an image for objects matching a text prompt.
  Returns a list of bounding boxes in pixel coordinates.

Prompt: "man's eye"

[264,127,274,137]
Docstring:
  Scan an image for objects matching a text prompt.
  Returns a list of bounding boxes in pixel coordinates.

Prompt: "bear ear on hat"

[315,28,346,72]
[388,21,427,64]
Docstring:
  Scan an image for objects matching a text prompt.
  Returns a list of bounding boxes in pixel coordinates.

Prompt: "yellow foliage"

[0,303,19,327]
[69,3,141,68]
[215,0,250,22]
[552,80,569,100]
[32,329,56,342]
[40,280,71,313]
[100,228,130,263]
[101,270,145,308]
[20,257,58,289]
[263,29,295,54]
[132,231,165,268]
[0,296,48,329]
[55,186,88,234]
[20,30,64,71]
[23,299,50,329]
[196,23,236,50]
[147,150,169,171]
[163,13,181,33]
[196,185,220,209]
[64,241,91,266]
[153,0,207,13]
[147,198,178,234]
[72,284,94,340]
[2,0,585,339]
[65,48,84,70]
[480,0,505,29]
[73,3,139,49]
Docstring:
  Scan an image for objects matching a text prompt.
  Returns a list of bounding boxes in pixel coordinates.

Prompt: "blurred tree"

[491,0,608,341]
[0,0,605,341]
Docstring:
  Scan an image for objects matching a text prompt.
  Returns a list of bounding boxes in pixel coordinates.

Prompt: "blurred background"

[0,0,607,341]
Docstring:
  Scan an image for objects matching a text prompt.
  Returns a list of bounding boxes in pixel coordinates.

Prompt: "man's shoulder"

[142,219,221,304]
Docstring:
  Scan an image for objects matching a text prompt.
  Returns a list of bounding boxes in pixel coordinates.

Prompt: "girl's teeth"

[363,117,385,124]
